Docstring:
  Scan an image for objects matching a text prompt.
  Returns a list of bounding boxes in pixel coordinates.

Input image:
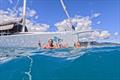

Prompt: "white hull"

[0,31,92,48]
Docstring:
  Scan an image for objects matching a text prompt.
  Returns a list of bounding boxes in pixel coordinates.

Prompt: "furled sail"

[0,18,22,26]
[0,25,13,30]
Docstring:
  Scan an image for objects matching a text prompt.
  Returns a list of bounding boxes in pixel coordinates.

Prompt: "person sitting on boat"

[42,39,55,49]
[74,41,81,48]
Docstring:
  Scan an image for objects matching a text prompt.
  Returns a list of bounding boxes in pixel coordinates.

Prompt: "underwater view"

[0,46,120,80]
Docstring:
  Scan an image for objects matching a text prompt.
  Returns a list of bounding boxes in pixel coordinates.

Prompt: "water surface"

[0,46,120,80]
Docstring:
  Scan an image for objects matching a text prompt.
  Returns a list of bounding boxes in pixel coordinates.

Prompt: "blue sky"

[0,0,120,42]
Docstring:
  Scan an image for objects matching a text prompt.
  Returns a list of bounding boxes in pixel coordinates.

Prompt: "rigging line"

[60,0,70,18]
[13,0,19,16]
[60,0,75,30]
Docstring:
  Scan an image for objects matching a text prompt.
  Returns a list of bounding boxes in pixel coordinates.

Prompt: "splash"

[86,46,120,53]
[34,48,87,61]
[1,46,118,64]
[0,55,16,64]
[25,56,33,80]
[0,47,36,64]
[0,47,88,64]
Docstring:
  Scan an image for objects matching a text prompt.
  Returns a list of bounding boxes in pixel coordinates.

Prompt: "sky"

[0,0,120,42]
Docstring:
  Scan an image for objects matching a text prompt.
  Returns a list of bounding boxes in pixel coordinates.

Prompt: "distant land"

[90,41,120,46]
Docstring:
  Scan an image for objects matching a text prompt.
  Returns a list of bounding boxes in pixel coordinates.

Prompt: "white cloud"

[0,7,49,32]
[9,0,13,4]
[27,21,50,32]
[0,10,9,15]
[97,21,101,24]
[91,30,110,40]
[99,31,110,39]
[18,7,38,18]
[35,15,38,19]
[0,7,110,36]
[114,32,119,36]
[55,19,73,31]
[55,15,110,40]
[91,31,100,38]
[18,7,22,12]
[55,16,92,31]
[28,9,36,17]
[0,10,18,24]
[92,13,101,18]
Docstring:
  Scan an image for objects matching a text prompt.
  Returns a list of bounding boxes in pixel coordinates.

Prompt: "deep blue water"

[0,46,120,80]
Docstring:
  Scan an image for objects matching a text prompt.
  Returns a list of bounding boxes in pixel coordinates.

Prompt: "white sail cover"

[0,18,22,26]
[0,25,13,30]
[0,18,22,30]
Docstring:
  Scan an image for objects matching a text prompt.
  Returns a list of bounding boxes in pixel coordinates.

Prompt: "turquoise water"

[0,46,120,80]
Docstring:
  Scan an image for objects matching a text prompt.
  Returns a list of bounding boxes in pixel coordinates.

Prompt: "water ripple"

[0,46,120,64]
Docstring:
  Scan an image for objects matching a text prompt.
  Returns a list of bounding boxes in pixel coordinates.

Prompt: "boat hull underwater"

[0,31,92,48]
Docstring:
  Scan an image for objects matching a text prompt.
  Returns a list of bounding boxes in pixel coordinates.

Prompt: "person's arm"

[38,42,41,47]
[42,44,47,49]
[63,43,68,48]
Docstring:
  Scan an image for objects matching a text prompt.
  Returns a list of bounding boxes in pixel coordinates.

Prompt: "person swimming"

[54,43,66,48]
[54,39,68,48]
[74,41,81,48]
[42,39,55,49]
[42,39,68,49]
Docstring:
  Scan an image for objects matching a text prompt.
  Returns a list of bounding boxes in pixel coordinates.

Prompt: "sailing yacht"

[0,0,99,48]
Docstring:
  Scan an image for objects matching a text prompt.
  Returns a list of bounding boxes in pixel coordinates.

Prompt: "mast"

[22,0,26,32]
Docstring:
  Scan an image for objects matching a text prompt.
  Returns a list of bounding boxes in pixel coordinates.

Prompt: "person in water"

[54,39,68,48]
[42,39,55,49]
[74,41,81,48]
[42,39,68,49]
[54,43,68,48]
